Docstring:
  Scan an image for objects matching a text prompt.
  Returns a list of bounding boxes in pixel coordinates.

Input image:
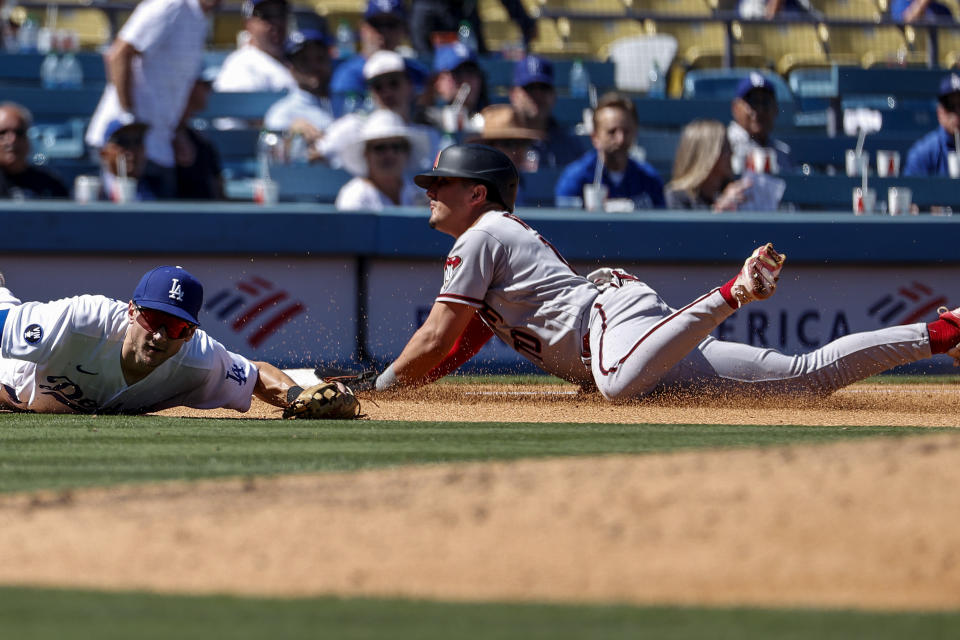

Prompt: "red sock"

[928,316,960,354]
[718,276,740,309]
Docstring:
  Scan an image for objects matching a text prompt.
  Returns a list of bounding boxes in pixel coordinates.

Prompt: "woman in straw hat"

[335,109,431,211]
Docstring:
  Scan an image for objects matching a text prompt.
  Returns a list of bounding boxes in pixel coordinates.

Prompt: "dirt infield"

[1,383,959,610]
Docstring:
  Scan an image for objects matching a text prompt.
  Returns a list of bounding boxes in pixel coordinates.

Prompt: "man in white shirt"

[263,28,335,158]
[85,0,218,199]
[0,266,354,417]
[214,0,297,93]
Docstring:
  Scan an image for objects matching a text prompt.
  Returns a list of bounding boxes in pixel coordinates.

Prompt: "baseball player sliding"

[348,144,960,398]
[0,266,358,418]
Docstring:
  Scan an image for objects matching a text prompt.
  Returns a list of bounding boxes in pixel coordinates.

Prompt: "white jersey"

[213,45,297,93]
[0,295,258,414]
[436,210,599,383]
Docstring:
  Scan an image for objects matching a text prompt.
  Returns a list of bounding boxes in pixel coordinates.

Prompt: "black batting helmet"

[414,144,520,212]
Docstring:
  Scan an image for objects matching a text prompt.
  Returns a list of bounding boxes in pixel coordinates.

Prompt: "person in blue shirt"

[509,54,589,170]
[555,92,665,210]
[890,0,954,23]
[904,73,960,177]
[329,0,427,117]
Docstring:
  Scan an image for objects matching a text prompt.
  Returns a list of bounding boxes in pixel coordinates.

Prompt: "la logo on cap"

[169,279,184,301]
[952,74,960,91]
[750,72,765,87]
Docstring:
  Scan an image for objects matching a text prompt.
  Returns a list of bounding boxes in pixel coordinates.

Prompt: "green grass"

[1,587,958,640]
[0,415,951,493]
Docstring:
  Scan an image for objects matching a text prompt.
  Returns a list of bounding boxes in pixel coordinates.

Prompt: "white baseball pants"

[588,281,932,401]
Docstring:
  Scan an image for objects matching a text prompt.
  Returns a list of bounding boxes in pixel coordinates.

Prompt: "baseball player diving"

[345,143,960,399]
[0,266,358,418]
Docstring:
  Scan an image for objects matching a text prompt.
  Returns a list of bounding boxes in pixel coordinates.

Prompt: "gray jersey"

[0,294,258,414]
[436,210,599,383]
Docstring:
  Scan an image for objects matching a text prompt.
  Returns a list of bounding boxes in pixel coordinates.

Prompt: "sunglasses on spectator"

[0,127,27,138]
[371,76,404,92]
[368,141,410,154]
[135,305,196,340]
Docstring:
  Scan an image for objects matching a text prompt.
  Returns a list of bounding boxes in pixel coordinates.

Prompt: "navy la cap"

[735,71,775,99]
[285,28,331,57]
[132,266,203,325]
[513,55,553,87]
[939,72,960,98]
[365,0,405,20]
[242,0,288,19]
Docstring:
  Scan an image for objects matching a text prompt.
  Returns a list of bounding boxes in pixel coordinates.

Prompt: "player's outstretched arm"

[380,301,478,389]
[251,360,300,408]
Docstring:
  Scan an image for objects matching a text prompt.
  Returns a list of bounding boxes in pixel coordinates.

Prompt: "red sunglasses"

[135,305,196,339]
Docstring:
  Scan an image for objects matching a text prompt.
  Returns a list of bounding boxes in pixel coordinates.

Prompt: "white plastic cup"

[887,186,913,216]
[852,187,876,215]
[583,183,608,212]
[948,152,960,178]
[253,178,279,205]
[441,106,462,133]
[112,177,137,204]
[846,149,869,177]
[746,148,778,175]
[876,150,900,177]
[73,175,101,203]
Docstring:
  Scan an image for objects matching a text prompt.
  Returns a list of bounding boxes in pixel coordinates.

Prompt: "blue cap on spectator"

[513,54,553,87]
[433,42,477,73]
[365,0,405,20]
[285,28,331,57]
[103,118,148,146]
[735,72,774,99]
[132,265,203,325]
[939,72,960,98]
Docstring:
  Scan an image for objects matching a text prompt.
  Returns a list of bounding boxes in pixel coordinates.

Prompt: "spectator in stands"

[0,102,68,199]
[737,0,815,19]
[408,0,536,58]
[99,119,157,201]
[85,0,217,199]
[728,72,792,176]
[509,54,588,170]
[555,92,665,210]
[214,0,296,93]
[416,42,488,134]
[335,109,429,211]
[322,50,441,172]
[664,119,753,211]
[891,0,954,23]
[263,29,335,162]
[468,104,542,207]
[904,73,960,177]
[330,0,425,117]
[174,69,224,200]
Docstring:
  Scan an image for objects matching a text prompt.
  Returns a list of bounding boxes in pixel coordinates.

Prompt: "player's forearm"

[251,361,300,407]
[106,39,138,112]
[385,326,457,387]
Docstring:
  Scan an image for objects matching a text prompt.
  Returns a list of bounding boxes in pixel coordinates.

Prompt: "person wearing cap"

[408,0,535,58]
[0,102,68,200]
[903,73,960,177]
[467,104,542,207]
[509,54,588,170]
[727,72,792,176]
[321,50,441,171]
[99,118,157,202]
[174,67,225,200]
[555,92,665,210]
[85,0,218,199]
[0,266,312,415]
[416,42,488,133]
[214,0,297,93]
[329,0,422,117]
[335,109,430,211]
[262,28,335,159]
